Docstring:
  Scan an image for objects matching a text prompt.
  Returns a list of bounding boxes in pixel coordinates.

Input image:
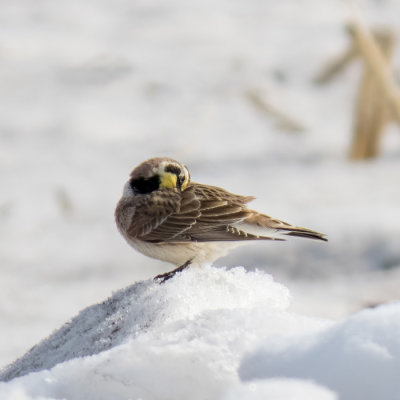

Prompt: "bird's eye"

[130,176,159,194]
[177,175,185,189]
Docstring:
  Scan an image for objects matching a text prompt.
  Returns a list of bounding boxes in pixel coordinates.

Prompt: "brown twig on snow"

[245,89,305,133]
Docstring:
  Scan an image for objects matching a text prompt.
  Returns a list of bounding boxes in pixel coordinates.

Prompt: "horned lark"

[115,157,327,281]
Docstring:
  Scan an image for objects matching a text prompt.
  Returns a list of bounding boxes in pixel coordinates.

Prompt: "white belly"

[126,238,241,266]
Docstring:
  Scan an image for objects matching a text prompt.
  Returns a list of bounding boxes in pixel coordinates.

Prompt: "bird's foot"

[154,259,192,283]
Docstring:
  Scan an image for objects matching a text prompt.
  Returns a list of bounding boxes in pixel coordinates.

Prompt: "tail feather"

[278,227,327,242]
[237,212,327,242]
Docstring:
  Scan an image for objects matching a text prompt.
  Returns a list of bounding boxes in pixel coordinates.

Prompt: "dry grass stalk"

[348,23,400,125]
[316,23,399,159]
[314,41,358,84]
[349,26,396,159]
[245,89,305,133]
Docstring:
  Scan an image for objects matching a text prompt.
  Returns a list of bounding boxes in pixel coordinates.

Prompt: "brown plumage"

[115,157,327,281]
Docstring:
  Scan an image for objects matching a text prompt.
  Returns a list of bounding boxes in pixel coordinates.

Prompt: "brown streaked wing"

[140,182,272,243]
[188,227,285,242]
[127,189,182,238]
[183,183,287,241]
[140,186,201,242]
[192,183,255,204]
[192,182,253,224]
[175,183,260,241]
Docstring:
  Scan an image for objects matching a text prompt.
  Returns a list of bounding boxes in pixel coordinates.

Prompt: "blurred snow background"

[1,0,400,374]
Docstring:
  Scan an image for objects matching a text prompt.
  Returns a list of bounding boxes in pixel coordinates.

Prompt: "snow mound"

[0,266,329,399]
[240,302,400,400]
[3,267,400,400]
[0,266,400,400]
[0,265,291,382]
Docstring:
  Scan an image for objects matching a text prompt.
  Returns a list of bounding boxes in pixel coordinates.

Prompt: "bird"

[115,157,327,282]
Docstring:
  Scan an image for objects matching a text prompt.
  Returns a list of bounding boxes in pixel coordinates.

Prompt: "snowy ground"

[1,0,400,398]
[1,267,400,399]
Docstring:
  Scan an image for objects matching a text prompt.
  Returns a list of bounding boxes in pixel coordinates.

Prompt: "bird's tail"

[236,212,327,242]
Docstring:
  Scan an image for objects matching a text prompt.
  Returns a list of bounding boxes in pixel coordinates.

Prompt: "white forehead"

[155,160,188,176]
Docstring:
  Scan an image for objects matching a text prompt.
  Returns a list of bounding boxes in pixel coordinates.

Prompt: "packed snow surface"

[1,266,399,399]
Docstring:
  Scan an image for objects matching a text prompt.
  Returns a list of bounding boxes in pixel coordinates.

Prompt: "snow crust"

[0,266,329,399]
[240,302,400,400]
[1,266,399,400]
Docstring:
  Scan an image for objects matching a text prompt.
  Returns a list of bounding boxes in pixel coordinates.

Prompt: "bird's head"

[124,157,190,196]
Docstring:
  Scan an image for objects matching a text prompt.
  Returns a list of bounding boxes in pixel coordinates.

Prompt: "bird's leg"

[154,259,192,283]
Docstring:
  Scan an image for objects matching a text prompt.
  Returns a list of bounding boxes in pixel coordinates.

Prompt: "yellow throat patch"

[160,172,177,189]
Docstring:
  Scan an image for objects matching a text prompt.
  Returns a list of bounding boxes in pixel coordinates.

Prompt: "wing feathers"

[131,182,326,243]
